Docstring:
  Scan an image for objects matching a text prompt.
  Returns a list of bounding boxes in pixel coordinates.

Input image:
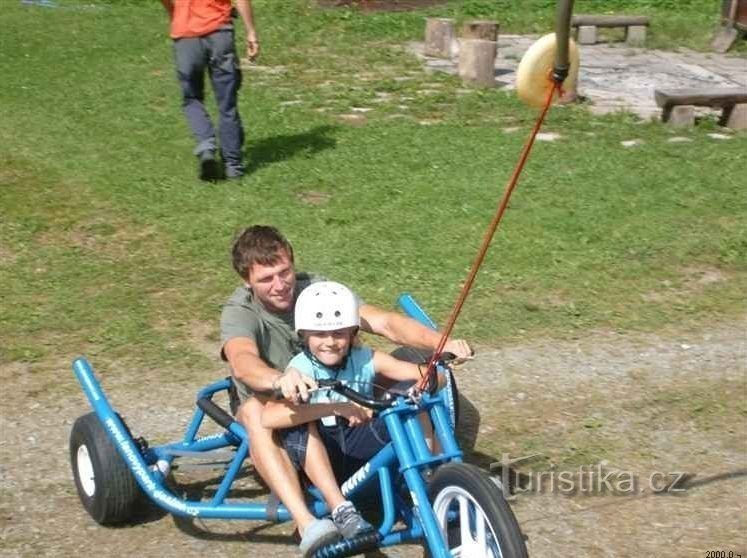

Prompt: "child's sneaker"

[299,518,340,557]
[331,501,375,540]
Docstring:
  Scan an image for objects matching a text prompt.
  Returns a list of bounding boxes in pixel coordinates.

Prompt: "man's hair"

[231,225,294,279]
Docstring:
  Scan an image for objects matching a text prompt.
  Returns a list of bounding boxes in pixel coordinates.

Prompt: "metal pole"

[553,0,575,83]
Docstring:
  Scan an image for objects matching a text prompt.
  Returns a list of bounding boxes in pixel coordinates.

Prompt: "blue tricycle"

[69,295,528,557]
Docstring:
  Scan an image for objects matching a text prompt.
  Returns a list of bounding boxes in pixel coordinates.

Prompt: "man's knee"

[237,397,260,428]
[239,397,278,450]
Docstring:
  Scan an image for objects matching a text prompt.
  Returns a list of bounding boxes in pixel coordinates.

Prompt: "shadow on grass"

[244,125,339,175]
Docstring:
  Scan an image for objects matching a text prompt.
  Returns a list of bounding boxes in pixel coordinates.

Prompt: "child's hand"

[443,338,474,363]
[277,367,318,404]
[336,402,373,426]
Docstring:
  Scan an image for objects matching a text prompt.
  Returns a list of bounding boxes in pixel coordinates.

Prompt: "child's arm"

[372,350,447,388]
[261,399,372,429]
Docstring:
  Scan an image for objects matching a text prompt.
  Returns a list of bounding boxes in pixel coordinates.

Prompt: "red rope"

[419,79,562,390]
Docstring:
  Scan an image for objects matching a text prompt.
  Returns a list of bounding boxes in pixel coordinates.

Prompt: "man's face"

[246,250,296,314]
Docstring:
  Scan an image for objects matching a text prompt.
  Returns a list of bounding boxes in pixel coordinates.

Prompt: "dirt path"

[1,319,745,557]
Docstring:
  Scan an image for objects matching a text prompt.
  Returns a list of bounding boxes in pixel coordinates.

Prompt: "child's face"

[304,327,356,367]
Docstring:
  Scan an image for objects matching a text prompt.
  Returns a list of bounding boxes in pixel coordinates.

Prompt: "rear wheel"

[70,412,140,525]
[427,463,527,558]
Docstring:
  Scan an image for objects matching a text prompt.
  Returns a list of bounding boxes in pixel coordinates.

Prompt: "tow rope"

[419,79,563,391]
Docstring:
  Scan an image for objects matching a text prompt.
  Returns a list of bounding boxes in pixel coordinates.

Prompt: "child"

[261,281,437,556]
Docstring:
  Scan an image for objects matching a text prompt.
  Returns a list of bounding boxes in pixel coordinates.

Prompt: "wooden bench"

[571,15,650,46]
[654,88,747,129]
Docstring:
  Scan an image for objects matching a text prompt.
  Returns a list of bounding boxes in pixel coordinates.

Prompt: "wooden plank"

[572,14,650,27]
[654,88,747,108]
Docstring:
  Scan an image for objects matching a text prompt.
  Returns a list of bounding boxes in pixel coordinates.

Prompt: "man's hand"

[276,367,317,404]
[235,1,259,61]
[443,338,473,362]
[245,31,260,62]
[335,402,373,427]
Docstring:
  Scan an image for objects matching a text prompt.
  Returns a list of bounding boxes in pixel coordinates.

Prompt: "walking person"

[160,0,259,181]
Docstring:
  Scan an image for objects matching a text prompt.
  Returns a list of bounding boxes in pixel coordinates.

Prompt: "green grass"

[261,0,739,52]
[1,0,745,372]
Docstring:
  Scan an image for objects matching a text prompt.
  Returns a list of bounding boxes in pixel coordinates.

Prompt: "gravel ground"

[1,318,745,557]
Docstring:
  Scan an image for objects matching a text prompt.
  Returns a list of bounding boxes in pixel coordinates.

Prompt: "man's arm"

[359,303,472,359]
[234,0,259,61]
[223,337,279,392]
[372,350,447,388]
[223,337,317,402]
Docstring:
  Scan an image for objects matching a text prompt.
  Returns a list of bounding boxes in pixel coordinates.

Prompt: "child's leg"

[303,423,374,539]
[303,421,347,510]
[418,411,442,454]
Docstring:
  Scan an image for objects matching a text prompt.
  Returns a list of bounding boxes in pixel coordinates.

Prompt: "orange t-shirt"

[170,0,233,39]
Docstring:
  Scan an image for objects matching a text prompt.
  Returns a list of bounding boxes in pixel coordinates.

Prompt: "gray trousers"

[173,28,245,171]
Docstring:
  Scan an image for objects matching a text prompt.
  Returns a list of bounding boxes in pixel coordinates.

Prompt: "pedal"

[313,531,382,557]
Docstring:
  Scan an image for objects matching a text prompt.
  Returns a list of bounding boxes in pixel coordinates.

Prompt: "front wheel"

[427,463,528,558]
[70,412,141,525]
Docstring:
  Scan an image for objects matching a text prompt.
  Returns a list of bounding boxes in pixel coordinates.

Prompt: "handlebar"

[258,380,396,410]
[260,352,458,409]
[315,379,396,411]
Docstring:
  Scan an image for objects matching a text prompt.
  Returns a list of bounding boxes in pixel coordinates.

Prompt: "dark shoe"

[198,150,222,182]
[331,501,375,540]
[225,164,245,180]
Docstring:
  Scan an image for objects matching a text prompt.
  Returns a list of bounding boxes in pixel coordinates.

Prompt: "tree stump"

[425,17,456,58]
[626,25,647,46]
[462,20,499,42]
[724,103,747,129]
[577,25,597,44]
[666,105,696,128]
[458,39,497,88]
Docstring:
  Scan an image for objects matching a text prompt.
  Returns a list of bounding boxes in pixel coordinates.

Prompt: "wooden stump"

[425,17,455,58]
[462,20,499,42]
[665,105,696,128]
[724,103,747,129]
[458,39,497,88]
[577,25,597,44]
[626,25,647,46]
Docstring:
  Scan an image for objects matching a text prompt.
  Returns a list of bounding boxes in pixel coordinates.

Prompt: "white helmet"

[294,281,359,333]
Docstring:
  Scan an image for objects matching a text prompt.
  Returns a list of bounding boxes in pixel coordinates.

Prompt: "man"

[220,225,472,556]
[159,0,259,181]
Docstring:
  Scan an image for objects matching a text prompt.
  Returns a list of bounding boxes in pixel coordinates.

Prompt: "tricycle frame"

[73,358,463,557]
[71,293,474,557]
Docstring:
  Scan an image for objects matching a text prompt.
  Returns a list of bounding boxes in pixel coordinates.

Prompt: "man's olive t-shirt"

[220,272,319,400]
